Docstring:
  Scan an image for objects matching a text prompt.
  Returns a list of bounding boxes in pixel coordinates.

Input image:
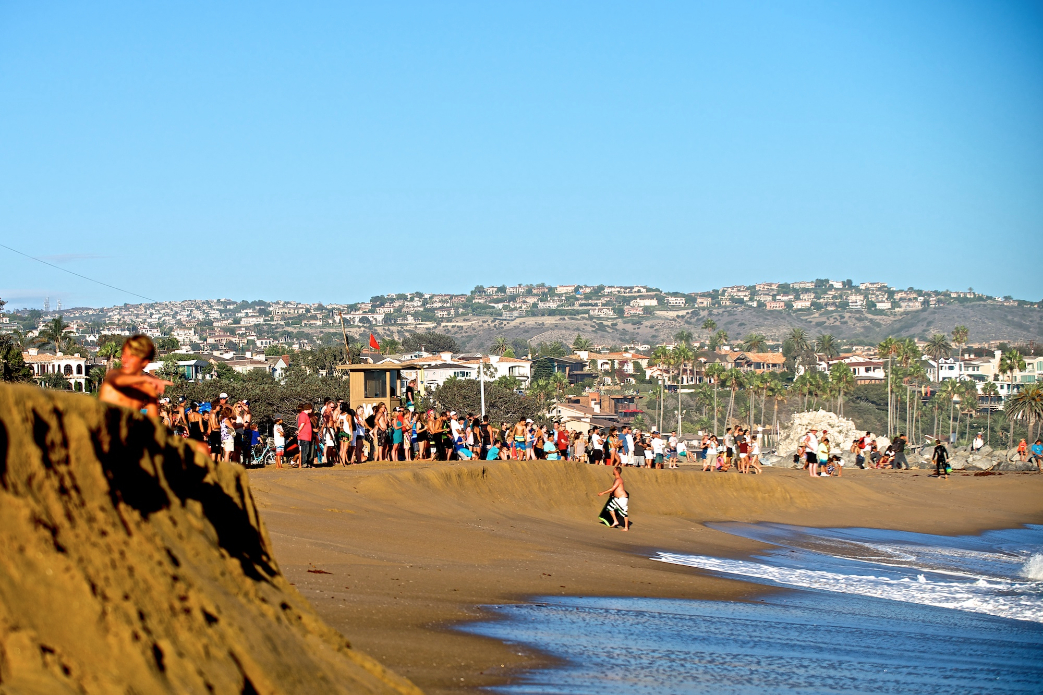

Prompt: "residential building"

[766,301,786,310]
[23,349,91,391]
[730,352,786,373]
[665,296,686,307]
[629,298,658,308]
[792,300,812,309]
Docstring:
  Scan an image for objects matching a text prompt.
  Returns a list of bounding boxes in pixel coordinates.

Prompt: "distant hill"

[437,303,1042,352]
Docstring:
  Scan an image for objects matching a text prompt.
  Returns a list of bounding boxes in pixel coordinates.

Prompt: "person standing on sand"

[932,439,950,479]
[297,403,314,468]
[598,465,630,530]
[892,434,909,470]
[590,427,605,465]
[98,335,171,418]
[273,417,285,468]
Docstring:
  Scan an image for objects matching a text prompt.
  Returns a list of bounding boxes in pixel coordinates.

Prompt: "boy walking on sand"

[98,335,171,418]
[598,465,630,530]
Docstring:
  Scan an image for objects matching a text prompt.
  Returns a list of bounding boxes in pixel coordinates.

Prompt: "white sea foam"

[1023,553,1043,581]
[655,552,1043,623]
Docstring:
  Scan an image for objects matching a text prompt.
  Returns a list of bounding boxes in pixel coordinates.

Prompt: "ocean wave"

[655,552,1043,624]
[1023,553,1043,581]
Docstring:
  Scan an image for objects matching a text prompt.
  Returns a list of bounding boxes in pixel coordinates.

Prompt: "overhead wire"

[0,242,155,303]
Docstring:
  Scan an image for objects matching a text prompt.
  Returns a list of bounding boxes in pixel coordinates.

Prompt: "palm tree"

[999,349,1026,398]
[1003,383,1042,458]
[980,381,999,444]
[878,337,900,437]
[492,336,510,356]
[673,343,694,385]
[829,362,854,416]
[709,330,729,351]
[766,378,788,436]
[940,379,963,443]
[786,328,811,372]
[674,330,693,346]
[701,319,717,348]
[98,341,122,371]
[571,334,593,352]
[745,371,764,428]
[722,368,746,427]
[815,334,839,360]
[958,379,979,445]
[952,326,969,360]
[897,338,921,368]
[704,363,726,434]
[741,334,767,352]
[37,316,70,351]
[924,334,953,382]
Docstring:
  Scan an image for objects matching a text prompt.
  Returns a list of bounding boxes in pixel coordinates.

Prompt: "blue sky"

[1,1,1041,309]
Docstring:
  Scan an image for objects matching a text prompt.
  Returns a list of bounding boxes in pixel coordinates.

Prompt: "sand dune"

[0,385,418,695]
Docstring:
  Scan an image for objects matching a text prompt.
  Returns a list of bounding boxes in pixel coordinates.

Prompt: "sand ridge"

[0,384,419,695]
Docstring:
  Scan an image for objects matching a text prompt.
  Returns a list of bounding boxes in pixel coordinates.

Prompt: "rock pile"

[775,410,866,457]
[0,384,419,695]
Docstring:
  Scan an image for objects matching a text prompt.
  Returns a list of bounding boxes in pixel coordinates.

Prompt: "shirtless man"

[598,465,630,530]
[98,335,171,418]
[511,417,527,460]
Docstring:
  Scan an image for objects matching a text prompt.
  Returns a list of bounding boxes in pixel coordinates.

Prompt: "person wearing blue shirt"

[1030,440,1043,473]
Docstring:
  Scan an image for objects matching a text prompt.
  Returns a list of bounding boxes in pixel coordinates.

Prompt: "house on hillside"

[23,349,91,391]
[731,352,786,373]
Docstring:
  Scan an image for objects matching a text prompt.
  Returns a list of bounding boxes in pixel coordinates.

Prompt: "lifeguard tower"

[337,363,409,415]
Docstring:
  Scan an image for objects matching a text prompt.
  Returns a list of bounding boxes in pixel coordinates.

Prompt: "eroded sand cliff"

[0,384,420,695]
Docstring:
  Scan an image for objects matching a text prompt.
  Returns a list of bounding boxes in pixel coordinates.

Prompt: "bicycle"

[251,435,276,467]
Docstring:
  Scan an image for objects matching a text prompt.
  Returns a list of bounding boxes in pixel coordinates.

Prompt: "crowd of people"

[104,334,1038,478]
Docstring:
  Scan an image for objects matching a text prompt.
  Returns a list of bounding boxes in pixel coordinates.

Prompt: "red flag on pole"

[369,333,380,350]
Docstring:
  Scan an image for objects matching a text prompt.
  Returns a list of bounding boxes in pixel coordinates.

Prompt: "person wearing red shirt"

[297,403,314,468]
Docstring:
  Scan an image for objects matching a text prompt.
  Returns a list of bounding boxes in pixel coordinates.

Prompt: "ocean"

[462,524,1043,694]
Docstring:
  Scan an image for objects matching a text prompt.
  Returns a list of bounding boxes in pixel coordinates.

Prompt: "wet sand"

[248,461,1043,694]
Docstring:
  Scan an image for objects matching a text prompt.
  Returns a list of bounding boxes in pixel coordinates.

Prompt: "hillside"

[431,303,1042,351]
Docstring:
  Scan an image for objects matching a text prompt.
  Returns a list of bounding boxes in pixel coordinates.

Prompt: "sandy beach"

[248,462,1043,694]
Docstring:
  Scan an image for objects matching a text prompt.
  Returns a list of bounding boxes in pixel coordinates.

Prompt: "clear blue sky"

[1,1,1041,309]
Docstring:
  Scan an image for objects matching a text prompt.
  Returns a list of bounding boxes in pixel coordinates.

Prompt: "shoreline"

[247,461,1043,694]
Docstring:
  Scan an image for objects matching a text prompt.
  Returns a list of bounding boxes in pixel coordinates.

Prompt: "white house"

[459,355,532,386]
[400,360,477,392]
[23,349,91,391]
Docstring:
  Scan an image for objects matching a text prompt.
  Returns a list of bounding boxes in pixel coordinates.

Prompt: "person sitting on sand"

[1029,439,1043,473]
[877,445,893,470]
[98,335,172,418]
[597,465,630,530]
[716,448,730,472]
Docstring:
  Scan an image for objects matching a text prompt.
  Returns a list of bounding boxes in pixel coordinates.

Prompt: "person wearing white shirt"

[590,428,605,464]
[651,432,665,468]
